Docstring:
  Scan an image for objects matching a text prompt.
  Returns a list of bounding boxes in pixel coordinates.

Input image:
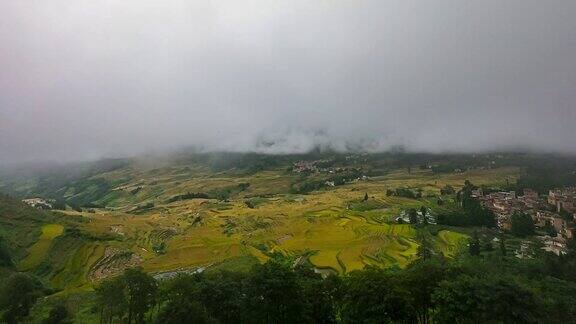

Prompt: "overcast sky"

[1,1,575,164]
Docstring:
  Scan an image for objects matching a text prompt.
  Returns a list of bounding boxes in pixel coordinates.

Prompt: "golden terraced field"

[31,165,520,284]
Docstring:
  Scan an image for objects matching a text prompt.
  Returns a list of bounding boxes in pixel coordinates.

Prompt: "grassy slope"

[0,195,58,261]
[0,195,109,293]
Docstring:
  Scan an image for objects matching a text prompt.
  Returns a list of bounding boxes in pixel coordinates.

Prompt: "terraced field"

[18,224,64,271]
[73,169,520,274]
[6,161,521,284]
[435,230,469,256]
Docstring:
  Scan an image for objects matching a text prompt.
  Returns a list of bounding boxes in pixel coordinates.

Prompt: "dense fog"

[1,1,575,164]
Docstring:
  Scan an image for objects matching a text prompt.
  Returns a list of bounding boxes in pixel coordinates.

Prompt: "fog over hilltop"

[1,1,575,164]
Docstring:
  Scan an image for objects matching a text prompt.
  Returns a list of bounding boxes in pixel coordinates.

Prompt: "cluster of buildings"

[548,188,576,214]
[395,208,437,225]
[478,187,576,255]
[22,197,53,209]
[292,159,359,174]
[292,160,320,173]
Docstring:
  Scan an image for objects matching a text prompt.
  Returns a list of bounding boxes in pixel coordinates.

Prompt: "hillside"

[1,152,576,323]
[0,195,59,262]
[4,152,572,277]
[0,153,527,280]
[0,194,108,295]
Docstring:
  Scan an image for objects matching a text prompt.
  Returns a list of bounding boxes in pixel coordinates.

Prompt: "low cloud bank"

[1,1,575,164]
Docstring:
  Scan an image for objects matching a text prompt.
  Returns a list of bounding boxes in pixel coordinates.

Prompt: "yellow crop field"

[41,166,513,278]
[18,224,65,271]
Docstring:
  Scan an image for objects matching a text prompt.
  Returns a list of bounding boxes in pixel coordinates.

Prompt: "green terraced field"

[435,230,469,256]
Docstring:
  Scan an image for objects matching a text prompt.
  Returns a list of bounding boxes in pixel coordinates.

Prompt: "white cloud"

[1,0,575,163]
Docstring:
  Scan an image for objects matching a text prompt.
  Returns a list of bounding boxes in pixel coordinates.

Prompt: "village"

[478,187,576,255]
[292,158,362,174]
[22,197,53,210]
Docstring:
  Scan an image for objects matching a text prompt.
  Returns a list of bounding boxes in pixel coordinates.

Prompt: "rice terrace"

[4,153,507,284]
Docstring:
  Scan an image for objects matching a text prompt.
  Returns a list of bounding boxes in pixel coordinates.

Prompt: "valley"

[2,153,521,289]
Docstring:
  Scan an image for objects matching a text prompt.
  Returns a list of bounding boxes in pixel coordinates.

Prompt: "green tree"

[543,221,557,237]
[243,261,304,323]
[42,304,72,324]
[404,258,448,324]
[197,271,246,323]
[468,232,481,256]
[433,275,539,323]
[95,276,127,324]
[155,299,214,324]
[123,267,158,324]
[416,232,434,260]
[499,237,507,256]
[340,268,414,323]
[420,206,428,225]
[408,208,419,224]
[452,181,496,228]
[51,199,67,210]
[156,273,215,323]
[511,212,535,237]
[440,185,456,195]
[0,274,44,324]
[417,242,434,260]
[0,236,13,268]
[294,265,339,323]
[559,208,573,222]
[480,207,497,228]
[321,274,344,322]
[482,237,494,252]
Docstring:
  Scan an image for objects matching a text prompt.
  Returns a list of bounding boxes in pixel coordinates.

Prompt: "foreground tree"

[403,258,448,324]
[481,236,494,252]
[95,276,128,324]
[340,268,414,323]
[155,299,214,324]
[196,271,246,323]
[156,272,220,324]
[416,233,434,260]
[42,304,72,324]
[0,274,44,324]
[0,236,13,268]
[433,275,539,323]
[294,265,340,323]
[499,236,507,256]
[124,267,158,324]
[243,261,304,323]
[468,231,481,256]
